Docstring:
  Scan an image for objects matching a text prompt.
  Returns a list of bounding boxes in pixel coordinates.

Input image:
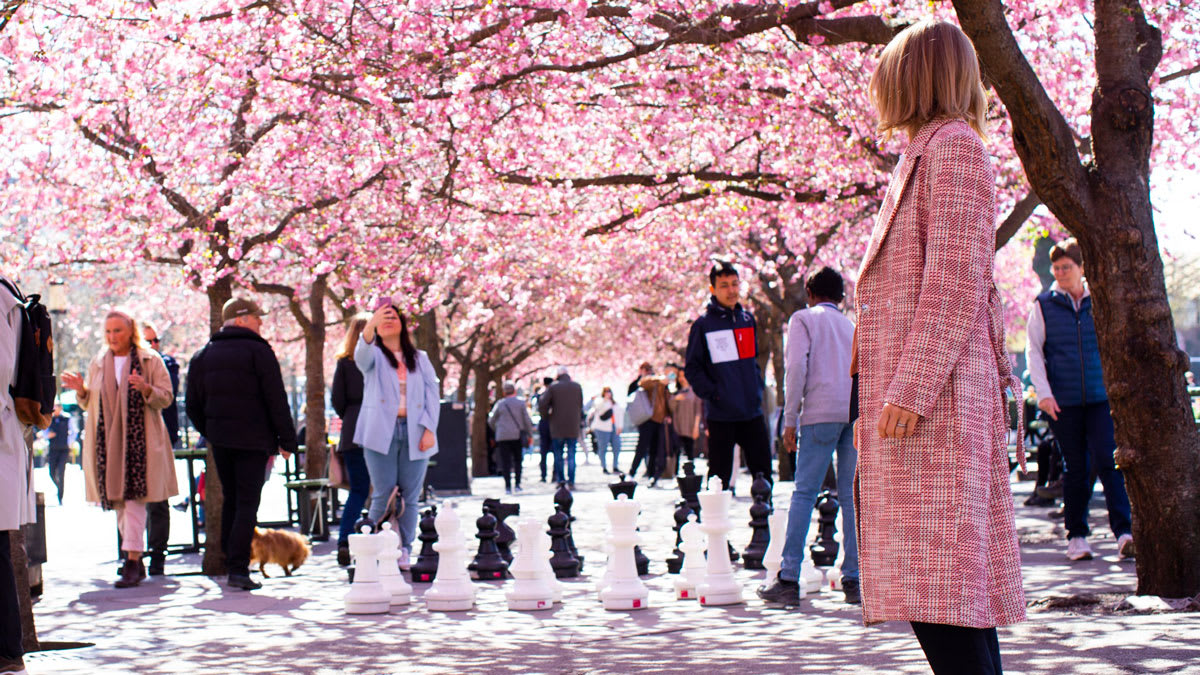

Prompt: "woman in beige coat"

[62,309,178,588]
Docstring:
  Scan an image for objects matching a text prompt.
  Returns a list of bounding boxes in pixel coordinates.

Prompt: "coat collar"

[858,117,964,281]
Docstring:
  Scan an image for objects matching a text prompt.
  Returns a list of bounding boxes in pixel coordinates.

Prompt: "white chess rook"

[696,479,743,606]
[674,514,706,600]
[506,518,556,611]
[376,522,412,606]
[762,509,788,583]
[344,525,391,614]
[599,494,649,611]
[425,505,476,612]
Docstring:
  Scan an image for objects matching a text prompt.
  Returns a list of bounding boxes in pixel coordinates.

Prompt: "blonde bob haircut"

[870,19,989,141]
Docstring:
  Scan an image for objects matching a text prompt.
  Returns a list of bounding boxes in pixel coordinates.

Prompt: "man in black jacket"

[186,297,296,590]
[684,261,772,491]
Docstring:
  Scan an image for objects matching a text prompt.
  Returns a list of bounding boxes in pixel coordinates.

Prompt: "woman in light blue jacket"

[353,302,441,566]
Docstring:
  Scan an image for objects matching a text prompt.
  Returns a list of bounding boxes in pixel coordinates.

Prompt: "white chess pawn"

[800,559,825,595]
[674,515,706,600]
[599,494,649,611]
[426,505,476,612]
[762,509,788,583]
[376,522,412,606]
[506,518,555,611]
[696,478,743,606]
[344,525,391,614]
[536,529,564,604]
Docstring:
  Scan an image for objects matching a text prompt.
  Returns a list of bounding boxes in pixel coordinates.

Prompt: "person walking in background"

[488,381,534,493]
[185,297,296,591]
[62,308,179,589]
[855,20,1026,672]
[670,373,702,476]
[533,376,554,482]
[1025,238,1133,561]
[758,266,859,607]
[684,260,773,491]
[629,373,672,486]
[588,387,621,474]
[331,313,371,567]
[46,403,71,505]
[538,366,584,488]
[353,300,441,569]
[140,322,179,576]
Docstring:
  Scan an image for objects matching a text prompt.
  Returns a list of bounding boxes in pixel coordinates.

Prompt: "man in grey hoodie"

[758,266,860,606]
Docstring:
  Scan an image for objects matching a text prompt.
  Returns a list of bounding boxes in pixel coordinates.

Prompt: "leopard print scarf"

[95,350,149,510]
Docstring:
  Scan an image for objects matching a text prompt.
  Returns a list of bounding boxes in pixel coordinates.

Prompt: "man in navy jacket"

[684,261,772,490]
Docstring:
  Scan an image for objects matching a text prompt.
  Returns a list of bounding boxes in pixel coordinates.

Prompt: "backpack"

[1,277,55,428]
[626,388,654,427]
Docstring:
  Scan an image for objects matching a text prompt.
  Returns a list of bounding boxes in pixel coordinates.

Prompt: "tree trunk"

[469,362,493,478]
[8,529,38,653]
[303,275,328,479]
[201,276,233,576]
[954,0,1200,596]
[412,309,447,391]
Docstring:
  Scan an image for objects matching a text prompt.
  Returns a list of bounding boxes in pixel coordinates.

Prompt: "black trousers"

[629,420,663,478]
[47,448,70,504]
[0,531,21,660]
[496,439,524,490]
[706,415,772,490]
[911,622,1002,674]
[146,500,170,560]
[676,436,696,474]
[538,419,552,481]
[211,446,271,577]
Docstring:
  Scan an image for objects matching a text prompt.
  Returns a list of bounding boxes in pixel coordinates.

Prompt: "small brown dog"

[249,528,310,578]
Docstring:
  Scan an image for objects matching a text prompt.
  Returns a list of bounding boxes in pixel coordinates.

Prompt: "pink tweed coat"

[853,117,1026,628]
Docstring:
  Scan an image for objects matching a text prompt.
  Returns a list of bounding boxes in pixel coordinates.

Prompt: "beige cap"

[222,297,266,322]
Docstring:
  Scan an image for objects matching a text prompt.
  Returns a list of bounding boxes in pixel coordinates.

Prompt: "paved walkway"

[22,454,1200,674]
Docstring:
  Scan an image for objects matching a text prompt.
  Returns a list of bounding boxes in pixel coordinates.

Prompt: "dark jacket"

[1036,290,1107,406]
[538,374,584,439]
[684,297,764,422]
[331,356,364,453]
[159,352,181,447]
[185,326,298,454]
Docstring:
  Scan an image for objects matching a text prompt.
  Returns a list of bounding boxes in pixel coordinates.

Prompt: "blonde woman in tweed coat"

[854,20,1025,674]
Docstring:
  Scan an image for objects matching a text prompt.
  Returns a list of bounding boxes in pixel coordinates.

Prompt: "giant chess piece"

[554,483,584,570]
[809,490,840,568]
[677,462,703,517]
[547,506,581,578]
[483,498,520,564]
[411,506,440,583]
[608,473,649,575]
[762,508,788,583]
[666,500,694,574]
[696,479,743,606]
[468,505,509,580]
[376,522,412,606]
[426,505,476,611]
[741,473,772,570]
[536,526,565,603]
[506,517,555,611]
[344,525,391,614]
[599,494,650,610]
[675,515,706,600]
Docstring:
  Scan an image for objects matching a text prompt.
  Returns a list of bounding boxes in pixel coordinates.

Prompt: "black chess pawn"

[677,461,703,519]
[410,506,440,583]
[553,483,583,570]
[742,473,772,569]
[469,505,509,580]
[608,472,637,499]
[483,498,520,564]
[809,490,841,567]
[665,500,694,574]
[547,506,580,578]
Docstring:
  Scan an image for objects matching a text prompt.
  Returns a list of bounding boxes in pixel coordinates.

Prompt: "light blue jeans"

[780,421,858,582]
[363,418,428,550]
[551,437,577,484]
[593,429,620,471]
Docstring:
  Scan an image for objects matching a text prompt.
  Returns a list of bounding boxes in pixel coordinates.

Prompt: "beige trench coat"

[79,347,179,505]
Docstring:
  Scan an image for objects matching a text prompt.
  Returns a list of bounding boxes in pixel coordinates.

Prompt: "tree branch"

[995,189,1041,250]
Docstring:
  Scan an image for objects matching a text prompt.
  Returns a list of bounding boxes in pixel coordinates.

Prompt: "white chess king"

[696,479,743,606]
[599,494,649,611]
[425,505,476,612]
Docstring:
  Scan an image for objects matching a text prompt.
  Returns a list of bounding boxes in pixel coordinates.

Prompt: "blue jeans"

[593,430,620,471]
[336,446,371,545]
[362,418,428,550]
[551,438,577,484]
[780,422,858,582]
[1049,401,1131,539]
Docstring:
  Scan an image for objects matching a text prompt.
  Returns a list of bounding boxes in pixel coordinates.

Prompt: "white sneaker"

[1117,534,1136,560]
[399,548,411,571]
[1067,537,1094,561]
